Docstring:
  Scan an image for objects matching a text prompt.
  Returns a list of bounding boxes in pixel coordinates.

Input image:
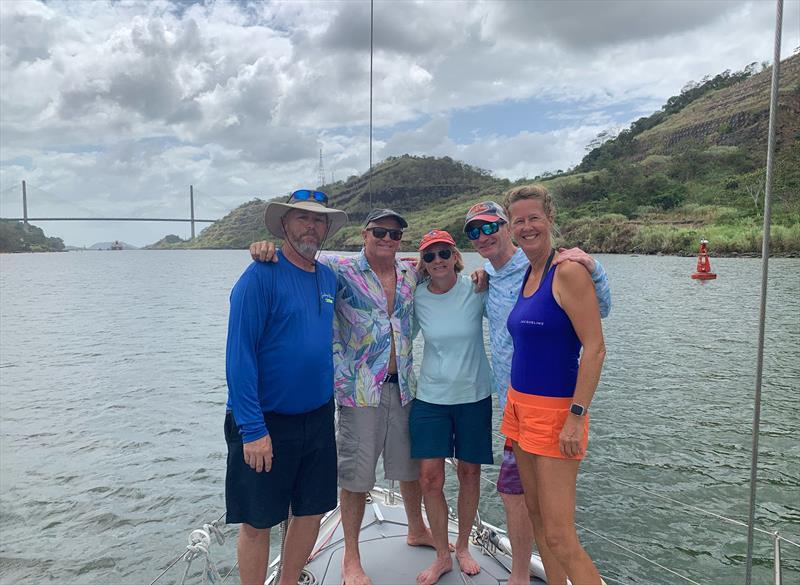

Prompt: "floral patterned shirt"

[320,250,418,407]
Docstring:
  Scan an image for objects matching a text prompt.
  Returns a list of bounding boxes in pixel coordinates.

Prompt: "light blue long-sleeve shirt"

[485,248,611,408]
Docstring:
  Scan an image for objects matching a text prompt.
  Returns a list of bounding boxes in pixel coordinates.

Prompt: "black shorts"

[224,399,337,529]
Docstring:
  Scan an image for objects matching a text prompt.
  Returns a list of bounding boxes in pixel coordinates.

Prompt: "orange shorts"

[500,388,589,460]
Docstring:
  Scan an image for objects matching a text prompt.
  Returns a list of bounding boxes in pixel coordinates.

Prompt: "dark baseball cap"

[364,208,408,229]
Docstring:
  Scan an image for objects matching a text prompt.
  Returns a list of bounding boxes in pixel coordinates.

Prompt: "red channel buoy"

[691,239,717,280]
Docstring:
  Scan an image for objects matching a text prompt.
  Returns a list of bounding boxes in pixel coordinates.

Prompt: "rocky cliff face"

[636,53,800,156]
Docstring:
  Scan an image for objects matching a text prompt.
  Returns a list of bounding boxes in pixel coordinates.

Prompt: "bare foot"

[416,555,453,585]
[455,548,480,576]
[341,558,372,585]
[406,526,435,548]
[407,528,455,551]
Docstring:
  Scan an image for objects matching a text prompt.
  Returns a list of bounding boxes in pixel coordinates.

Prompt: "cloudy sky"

[1,0,798,247]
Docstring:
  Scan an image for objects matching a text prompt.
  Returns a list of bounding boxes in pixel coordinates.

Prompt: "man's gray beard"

[290,237,320,257]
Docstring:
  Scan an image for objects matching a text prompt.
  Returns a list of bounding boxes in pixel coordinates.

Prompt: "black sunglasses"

[466,221,504,241]
[367,227,403,241]
[288,189,328,205]
[422,249,453,263]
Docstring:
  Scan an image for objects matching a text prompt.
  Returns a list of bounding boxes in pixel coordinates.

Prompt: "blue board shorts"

[409,396,493,464]
[224,399,337,529]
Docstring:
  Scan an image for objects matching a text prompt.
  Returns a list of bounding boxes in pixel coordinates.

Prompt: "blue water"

[0,251,797,584]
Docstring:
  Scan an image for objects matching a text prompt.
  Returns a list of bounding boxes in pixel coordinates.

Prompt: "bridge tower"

[22,180,29,232]
[190,185,195,239]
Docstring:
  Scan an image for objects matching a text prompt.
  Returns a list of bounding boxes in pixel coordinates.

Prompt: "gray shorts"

[337,382,420,492]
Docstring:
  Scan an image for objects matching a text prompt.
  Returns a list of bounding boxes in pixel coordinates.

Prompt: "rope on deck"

[149,513,227,585]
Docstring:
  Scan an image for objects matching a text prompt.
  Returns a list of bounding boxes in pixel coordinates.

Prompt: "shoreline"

[5,248,799,258]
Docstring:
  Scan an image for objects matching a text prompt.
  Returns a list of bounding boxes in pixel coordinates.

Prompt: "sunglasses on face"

[288,189,328,205]
[367,227,403,241]
[466,221,504,241]
[422,249,453,263]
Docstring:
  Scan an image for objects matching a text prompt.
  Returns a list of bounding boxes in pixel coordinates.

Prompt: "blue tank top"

[507,263,581,397]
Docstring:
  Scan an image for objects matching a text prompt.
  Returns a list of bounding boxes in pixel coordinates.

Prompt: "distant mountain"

[148,54,799,256]
[145,234,194,249]
[88,241,138,250]
[0,220,65,253]
[148,156,505,251]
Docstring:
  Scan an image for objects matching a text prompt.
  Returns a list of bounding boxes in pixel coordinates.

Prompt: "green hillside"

[0,220,65,253]
[147,156,511,251]
[149,54,800,256]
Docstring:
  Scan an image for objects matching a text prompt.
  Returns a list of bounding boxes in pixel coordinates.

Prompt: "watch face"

[570,403,585,416]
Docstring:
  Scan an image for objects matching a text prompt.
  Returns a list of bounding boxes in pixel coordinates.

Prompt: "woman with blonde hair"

[501,185,606,585]
[411,229,493,585]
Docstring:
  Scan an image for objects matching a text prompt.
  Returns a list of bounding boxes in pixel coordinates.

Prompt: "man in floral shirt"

[250,208,430,585]
[326,209,431,585]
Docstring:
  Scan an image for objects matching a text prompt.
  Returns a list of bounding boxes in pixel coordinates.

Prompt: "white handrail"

[151,458,796,585]
[489,431,798,549]
[746,0,784,583]
[584,472,799,549]
[576,522,702,585]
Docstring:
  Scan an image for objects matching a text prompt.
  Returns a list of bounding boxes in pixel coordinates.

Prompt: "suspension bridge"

[0,181,221,239]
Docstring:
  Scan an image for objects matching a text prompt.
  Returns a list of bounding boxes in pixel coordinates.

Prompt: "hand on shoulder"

[471,268,489,293]
[250,240,279,263]
[553,246,596,273]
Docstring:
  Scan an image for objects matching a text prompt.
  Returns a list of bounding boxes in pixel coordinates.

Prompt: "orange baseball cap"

[418,229,456,251]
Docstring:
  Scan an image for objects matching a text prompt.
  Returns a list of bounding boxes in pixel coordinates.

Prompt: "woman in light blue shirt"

[410,229,493,585]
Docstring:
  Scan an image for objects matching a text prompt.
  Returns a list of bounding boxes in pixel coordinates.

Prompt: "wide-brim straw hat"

[263,200,348,239]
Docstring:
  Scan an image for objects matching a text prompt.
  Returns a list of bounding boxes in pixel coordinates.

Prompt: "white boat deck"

[278,487,547,585]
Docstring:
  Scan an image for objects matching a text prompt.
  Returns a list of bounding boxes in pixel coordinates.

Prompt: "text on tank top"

[507,262,581,397]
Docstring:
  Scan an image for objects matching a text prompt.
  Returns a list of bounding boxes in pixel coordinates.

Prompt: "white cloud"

[1,0,797,246]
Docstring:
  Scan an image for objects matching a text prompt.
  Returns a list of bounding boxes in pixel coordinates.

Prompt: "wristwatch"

[569,403,586,416]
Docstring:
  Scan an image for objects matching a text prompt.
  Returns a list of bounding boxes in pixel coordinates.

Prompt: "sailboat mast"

[744,1,784,583]
[368,0,374,210]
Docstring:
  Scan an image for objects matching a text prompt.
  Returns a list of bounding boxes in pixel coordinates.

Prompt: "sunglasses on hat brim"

[466,221,504,241]
[288,189,328,205]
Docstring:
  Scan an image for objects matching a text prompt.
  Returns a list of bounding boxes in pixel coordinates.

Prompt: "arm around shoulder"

[590,260,612,319]
[317,252,350,273]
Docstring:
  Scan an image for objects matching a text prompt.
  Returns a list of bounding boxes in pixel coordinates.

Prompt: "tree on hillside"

[576,61,764,173]
[0,221,65,253]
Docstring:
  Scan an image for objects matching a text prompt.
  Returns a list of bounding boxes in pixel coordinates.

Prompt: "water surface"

[0,251,797,584]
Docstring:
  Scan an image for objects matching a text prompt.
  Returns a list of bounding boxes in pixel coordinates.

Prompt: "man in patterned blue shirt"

[464,200,611,585]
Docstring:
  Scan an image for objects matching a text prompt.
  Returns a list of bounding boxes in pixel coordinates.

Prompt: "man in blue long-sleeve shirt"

[224,190,347,585]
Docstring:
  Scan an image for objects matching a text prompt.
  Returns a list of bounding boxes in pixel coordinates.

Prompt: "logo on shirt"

[520,319,544,326]
[321,293,335,304]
